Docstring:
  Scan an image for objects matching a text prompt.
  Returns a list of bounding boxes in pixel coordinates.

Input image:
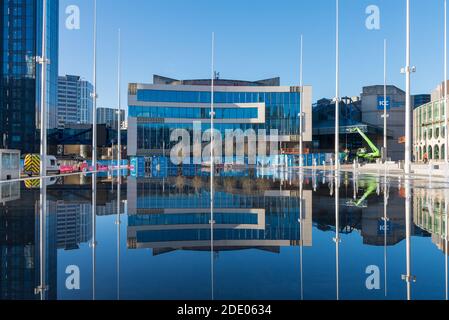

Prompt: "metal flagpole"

[92,0,98,169]
[36,0,49,300]
[117,29,122,178]
[383,39,388,161]
[210,32,215,301]
[91,0,98,301]
[445,0,449,164]
[116,29,122,301]
[39,0,48,179]
[405,0,412,175]
[335,0,340,172]
[299,35,304,168]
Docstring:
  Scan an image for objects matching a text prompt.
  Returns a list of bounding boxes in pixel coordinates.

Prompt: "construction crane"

[346,178,378,208]
[348,127,381,162]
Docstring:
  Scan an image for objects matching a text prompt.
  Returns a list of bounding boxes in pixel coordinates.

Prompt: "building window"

[434,102,440,120]
[434,145,440,160]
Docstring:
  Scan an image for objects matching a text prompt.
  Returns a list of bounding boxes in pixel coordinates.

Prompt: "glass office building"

[128,75,312,157]
[0,0,59,153]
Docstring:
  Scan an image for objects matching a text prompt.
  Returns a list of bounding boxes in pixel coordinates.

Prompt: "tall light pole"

[117,29,122,176]
[383,39,388,161]
[116,28,122,302]
[92,0,98,169]
[404,0,412,175]
[445,0,449,164]
[36,0,48,299]
[210,32,215,301]
[38,0,48,179]
[335,0,340,172]
[90,0,98,301]
[299,35,304,168]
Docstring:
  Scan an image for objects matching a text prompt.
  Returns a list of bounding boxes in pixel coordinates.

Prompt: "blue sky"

[59,0,446,110]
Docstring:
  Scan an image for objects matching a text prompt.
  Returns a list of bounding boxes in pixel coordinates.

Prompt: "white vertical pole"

[384,39,388,159]
[445,0,449,164]
[39,0,48,179]
[334,175,340,300]
[91,0,98,301]
[445,190,448,300]
[116,29,122,301]
[37,0,48,300]
[383,176,389,297]
[299,35,304,168]
[335,0,340,172]
[92,0,98,169]
[117,29,122,178]
[405,181,413,300]
[405,0,412,175]
[210,32,215,301]
[299,34,305,294]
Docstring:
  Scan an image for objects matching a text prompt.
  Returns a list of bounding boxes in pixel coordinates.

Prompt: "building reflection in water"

[126,177,313,255]
[414,188,449,254]
[0,175,125,300]
[3,169,449,300]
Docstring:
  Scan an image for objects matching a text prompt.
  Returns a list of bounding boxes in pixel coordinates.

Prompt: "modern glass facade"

[128,78,312,156]
[57,75,93,126]
[127,178,309,250]
[0,0,59,153]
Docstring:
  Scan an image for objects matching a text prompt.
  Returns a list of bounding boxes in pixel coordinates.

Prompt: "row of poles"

[39,0,123,180]
[34,0,449,300]
[37,0,449,180]
[37,0,123,300]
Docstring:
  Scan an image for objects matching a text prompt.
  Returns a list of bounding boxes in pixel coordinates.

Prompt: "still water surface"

[1,168,448,300]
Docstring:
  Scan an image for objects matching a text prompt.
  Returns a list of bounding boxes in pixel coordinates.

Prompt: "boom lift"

[348,127,381,162]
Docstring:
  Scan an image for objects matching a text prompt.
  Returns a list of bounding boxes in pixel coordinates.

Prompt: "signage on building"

[378,219,392,236]
[377,96,391,111]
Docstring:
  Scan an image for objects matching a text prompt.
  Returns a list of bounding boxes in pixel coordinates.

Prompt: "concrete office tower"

[0,0,59,153]
[57,75,93,127]
[361,85,413,161]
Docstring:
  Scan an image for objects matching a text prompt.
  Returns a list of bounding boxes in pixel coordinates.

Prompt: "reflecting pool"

[1,168,448,300]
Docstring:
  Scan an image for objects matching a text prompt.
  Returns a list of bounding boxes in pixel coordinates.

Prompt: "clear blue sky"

[59,0,445,110]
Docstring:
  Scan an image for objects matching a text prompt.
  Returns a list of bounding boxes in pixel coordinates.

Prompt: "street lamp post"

[335,0,340,172]
[92,0,98,169]
[210,32,215,301]
[445,0,449,164]
[405,0,412,175]
[117,29,122,179]
[383,39,389,162]
[299,35,304,168]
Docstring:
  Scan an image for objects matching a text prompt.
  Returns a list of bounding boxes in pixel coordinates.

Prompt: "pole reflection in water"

[210,31,215,301]
[402,179,415,300]
[383,174,389,297]
[116,169,122,301]
[445,188,448,300]
[36,177,48,300]
[91,173,97,300]
[334,173,340,301]
[299,169,304,300]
